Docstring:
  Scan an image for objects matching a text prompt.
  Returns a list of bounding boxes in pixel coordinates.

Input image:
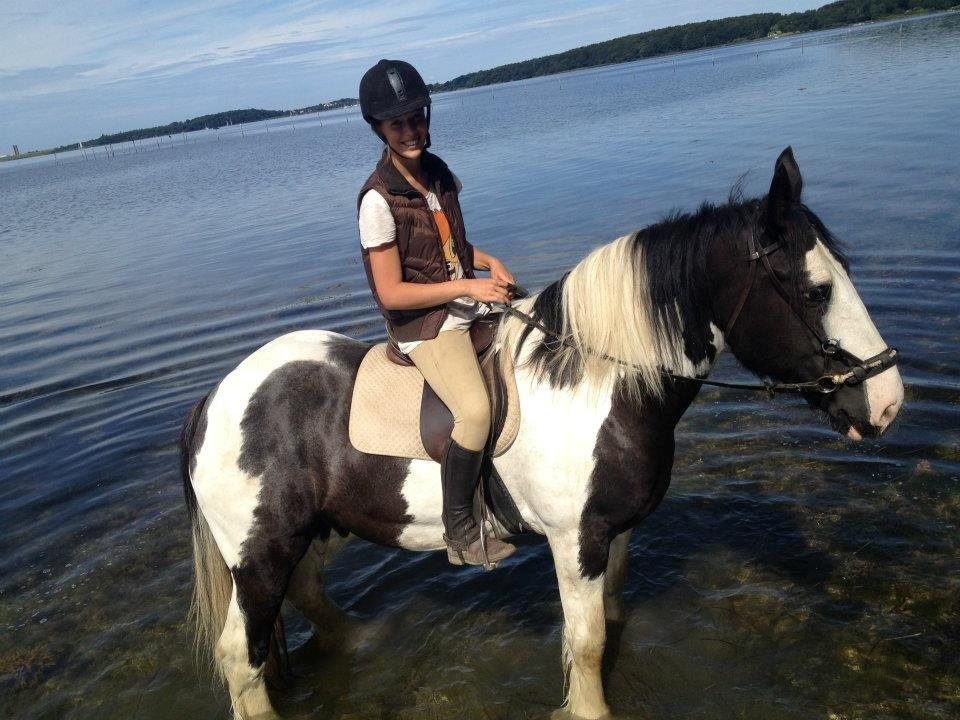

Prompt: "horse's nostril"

[878,401,900,430]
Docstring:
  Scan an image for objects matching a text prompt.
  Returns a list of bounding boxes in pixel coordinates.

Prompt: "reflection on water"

[2,13,959,720]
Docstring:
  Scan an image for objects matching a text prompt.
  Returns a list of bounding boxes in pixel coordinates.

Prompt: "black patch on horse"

[578,379,699,579]
[639,203,756,368]
[233,335,414,667]
[516,274,586,390]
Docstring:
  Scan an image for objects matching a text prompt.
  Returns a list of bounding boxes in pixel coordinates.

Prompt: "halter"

[500,223,899,397]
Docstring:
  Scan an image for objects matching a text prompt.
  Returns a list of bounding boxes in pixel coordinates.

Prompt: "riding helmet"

[359,59,432,129]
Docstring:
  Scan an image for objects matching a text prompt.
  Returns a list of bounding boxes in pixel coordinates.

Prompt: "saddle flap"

[349,341,520,462]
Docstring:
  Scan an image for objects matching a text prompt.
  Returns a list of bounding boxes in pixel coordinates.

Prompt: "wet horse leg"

[549,531,611,720]
[603,529,632,625]
[217,586,280,720]
[217,530,311,719]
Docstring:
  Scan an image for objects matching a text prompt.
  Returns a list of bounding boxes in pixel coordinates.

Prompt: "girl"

[357,59,516,567]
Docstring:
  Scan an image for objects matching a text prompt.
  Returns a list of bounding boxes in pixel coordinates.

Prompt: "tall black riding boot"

[441,439,516,569]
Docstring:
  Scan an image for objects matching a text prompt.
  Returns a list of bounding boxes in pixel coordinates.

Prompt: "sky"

[1,0,825,151]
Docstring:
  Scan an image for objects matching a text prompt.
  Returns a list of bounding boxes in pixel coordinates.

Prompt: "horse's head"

[713,147,904,440]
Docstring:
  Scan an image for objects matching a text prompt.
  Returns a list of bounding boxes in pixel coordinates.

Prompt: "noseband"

[720,226,899,395]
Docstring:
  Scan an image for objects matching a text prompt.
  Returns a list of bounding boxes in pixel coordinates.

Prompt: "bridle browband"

[500,221,898,397]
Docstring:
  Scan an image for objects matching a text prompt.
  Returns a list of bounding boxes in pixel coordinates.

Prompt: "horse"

[180,148,903,719]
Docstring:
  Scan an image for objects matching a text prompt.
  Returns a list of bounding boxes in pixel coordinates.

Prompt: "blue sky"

[1,1,824,150]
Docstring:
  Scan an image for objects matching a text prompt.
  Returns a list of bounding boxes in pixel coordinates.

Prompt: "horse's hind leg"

[603,529,632,625]
[217,532,312,719]
[286,536,345,632]
[217,586,279,720]
[549,531,611,720]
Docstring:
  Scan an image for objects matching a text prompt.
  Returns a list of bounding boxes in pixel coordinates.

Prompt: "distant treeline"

[429,0,959,91]
[51,99,359,153]
[298,97,358,114]
[52,108,288,152]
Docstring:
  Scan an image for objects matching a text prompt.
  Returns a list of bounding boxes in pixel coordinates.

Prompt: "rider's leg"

[409,328,516,567]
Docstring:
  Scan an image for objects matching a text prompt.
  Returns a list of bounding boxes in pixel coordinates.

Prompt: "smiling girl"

[356,59,517,567]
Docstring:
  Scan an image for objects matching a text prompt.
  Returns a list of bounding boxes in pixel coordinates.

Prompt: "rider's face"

[378,109,427,160]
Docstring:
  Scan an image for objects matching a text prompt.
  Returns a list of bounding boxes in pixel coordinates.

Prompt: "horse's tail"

[180,392,232,681]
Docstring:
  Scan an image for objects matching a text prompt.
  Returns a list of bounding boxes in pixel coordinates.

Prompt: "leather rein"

[500,227,898,397]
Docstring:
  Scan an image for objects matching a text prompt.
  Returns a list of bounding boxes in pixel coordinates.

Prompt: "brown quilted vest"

[358,150,476,342]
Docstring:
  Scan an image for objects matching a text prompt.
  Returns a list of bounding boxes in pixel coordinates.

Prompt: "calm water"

[2,14,959,719]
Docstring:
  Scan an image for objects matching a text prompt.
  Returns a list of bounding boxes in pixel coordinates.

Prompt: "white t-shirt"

[359,179,488,354]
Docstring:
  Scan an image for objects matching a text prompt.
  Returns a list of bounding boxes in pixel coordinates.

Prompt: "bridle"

[714,224,899,395]
[499,222,898,397]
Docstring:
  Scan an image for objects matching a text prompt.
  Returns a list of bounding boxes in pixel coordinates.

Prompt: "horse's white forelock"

[500,233,689,402]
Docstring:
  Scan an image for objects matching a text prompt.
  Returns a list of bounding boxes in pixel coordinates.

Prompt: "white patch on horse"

[395,460,446,550]
[805,240,904,433]
[191,330,337,567]
[503,356,614,534]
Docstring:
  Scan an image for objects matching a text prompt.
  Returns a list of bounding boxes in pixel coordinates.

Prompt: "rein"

[501,226,899,398]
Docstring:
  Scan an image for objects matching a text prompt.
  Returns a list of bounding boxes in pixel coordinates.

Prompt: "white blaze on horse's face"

[805,239,904,439]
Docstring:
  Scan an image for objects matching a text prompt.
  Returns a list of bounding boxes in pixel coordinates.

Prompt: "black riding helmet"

[359,59,431,146]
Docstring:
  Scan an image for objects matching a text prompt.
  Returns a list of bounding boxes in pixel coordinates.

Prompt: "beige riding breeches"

[408,328,491,451]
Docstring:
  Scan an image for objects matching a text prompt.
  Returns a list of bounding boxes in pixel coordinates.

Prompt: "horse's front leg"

[549,531,611,720]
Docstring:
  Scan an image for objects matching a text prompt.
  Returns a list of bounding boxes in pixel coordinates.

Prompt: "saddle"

[349,319,519,462]
[349,318,527,535]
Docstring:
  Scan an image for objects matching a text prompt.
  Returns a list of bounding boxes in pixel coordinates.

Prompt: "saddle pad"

[349,343,520,461]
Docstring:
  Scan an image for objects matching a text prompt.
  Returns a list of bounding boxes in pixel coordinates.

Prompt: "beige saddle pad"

[349,343,520,461]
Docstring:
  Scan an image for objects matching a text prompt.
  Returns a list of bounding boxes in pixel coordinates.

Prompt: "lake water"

[2,13,959,720]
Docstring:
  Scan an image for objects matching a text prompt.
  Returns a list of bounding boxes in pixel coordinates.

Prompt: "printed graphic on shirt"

[433,208,461,280]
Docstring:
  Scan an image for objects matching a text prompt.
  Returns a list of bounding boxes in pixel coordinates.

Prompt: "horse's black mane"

[516,191,848,390]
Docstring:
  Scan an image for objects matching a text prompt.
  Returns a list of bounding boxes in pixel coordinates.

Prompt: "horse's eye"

[804,284,832,304]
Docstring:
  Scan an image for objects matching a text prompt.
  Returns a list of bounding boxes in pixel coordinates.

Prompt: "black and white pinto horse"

[181,149,903,719]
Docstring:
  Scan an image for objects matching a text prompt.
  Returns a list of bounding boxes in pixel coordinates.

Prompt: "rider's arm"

[367,245,470,310]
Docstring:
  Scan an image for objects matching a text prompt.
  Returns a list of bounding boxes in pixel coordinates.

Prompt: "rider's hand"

[487,256,515,288]
[463,277,511,305]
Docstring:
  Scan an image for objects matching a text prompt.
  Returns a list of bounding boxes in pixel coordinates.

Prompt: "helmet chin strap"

[423,106,431,149]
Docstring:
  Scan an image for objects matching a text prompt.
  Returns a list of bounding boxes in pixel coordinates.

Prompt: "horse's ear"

[765,146,803,229]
